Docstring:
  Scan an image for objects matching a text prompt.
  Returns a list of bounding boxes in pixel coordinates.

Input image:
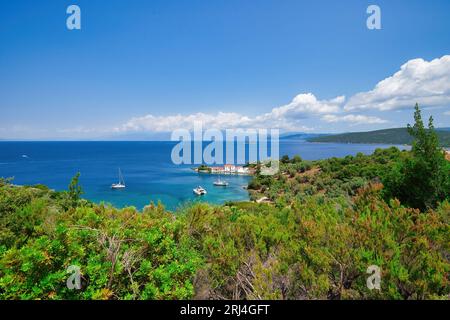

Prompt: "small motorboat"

[213,178,229,186]
[193,186,207,195]
[111,168,126,189]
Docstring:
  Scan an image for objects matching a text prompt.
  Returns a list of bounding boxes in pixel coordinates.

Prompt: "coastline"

[192,164,256,176]
[0,141,423,210]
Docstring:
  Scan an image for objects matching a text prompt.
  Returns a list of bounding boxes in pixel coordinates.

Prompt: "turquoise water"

[0,141,407,210]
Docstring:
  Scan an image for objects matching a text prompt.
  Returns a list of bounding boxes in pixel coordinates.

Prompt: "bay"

[0,141,408,210]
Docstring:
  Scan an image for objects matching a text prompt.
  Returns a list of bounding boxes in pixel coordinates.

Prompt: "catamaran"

[111,168,126,189]
[193,186,207,195]
[213,177,229,186]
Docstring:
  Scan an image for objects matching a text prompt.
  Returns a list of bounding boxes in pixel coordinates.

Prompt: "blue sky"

[0,0,449,139]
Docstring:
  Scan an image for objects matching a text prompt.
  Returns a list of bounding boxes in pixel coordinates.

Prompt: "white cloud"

[116,93,344,132]
[116,112,250,132]
[115,56,450,134]
[445,111,450,116]
[321,114,388,125]
[345,55,450,111]
[269,93,344,118]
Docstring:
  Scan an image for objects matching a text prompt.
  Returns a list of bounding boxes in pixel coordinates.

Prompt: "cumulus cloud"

[269,93,344,118]
[321,114,388,124]
[345,55,450,111]
[115,56,449,134]
[116,93,343,132]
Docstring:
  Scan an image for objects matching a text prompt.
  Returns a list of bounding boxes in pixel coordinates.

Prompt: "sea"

[0,140,408,210]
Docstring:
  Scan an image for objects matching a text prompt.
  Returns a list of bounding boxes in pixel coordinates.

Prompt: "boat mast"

[119,168,125,185]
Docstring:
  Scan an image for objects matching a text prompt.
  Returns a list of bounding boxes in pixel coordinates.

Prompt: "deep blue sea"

[0,141,407,210]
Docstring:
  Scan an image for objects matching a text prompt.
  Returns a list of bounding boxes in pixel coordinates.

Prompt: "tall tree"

[383,104,450,210]
[68,172,83,204]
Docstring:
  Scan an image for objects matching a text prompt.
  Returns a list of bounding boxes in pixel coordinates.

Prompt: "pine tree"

[383,104,449,210]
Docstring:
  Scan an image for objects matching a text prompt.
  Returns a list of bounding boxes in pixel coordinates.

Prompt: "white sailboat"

[111,168,126,189]
[213,177,229,186]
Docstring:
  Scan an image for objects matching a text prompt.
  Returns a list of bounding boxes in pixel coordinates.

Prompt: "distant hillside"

[281,133,327,140]
[308,128,450,147]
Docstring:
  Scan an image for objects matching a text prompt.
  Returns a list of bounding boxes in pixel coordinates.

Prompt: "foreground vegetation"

[0,105,449,300]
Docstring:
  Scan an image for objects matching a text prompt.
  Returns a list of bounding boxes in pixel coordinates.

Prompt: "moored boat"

[111,168,126,189]
[193,186,207,195]
[213,178,229,186]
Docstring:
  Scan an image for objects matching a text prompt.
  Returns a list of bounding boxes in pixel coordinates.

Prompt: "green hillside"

[308,128,450,147]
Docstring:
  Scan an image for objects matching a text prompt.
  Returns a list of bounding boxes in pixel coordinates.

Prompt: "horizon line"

[1,125,450,142]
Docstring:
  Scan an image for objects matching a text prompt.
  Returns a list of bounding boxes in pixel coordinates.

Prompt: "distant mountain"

[307,128,450,147]
[108,131,316,141]
[281,132,328,140]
